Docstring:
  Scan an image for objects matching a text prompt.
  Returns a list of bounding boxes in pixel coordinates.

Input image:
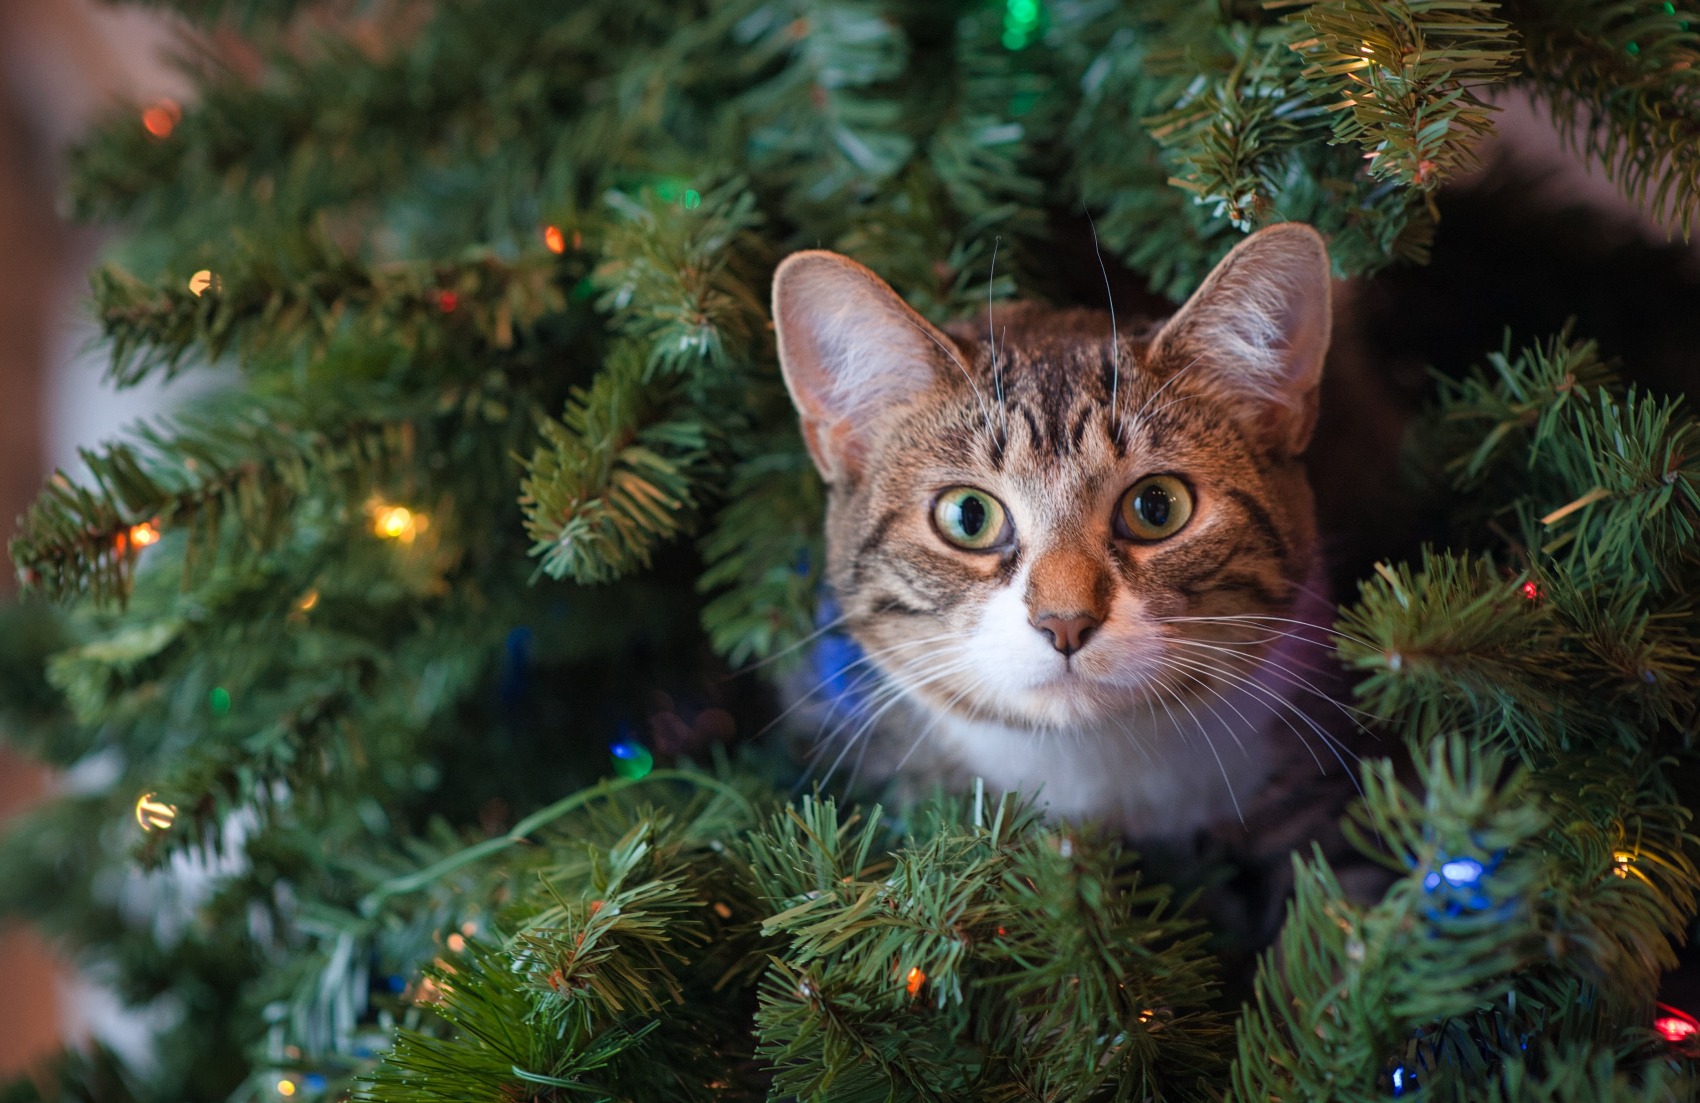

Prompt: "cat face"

[773,225,1331,740]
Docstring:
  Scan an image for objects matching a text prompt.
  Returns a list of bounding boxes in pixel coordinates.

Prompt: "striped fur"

[774,225,1343,839]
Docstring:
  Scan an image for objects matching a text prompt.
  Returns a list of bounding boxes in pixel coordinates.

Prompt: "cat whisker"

[801,638,975,736]
[1138,392,1211,422]
[1120,351,1204,441]
[1084,210,1121,444]
[1148,650,1330,777]
[903,313,997,444]
[1145,664,1247,824]
[1157,639,1357,741]
[810,658,980,789]
[1163,634,1382,726]
[1143,654,1261,761]
[987,240,1011,441]
[1154,612,1375,651]
[812,666,979,795]
[722,610,853,678]
[891,668,997,775]
[756,631,974,741]
[1152,649,1363,790]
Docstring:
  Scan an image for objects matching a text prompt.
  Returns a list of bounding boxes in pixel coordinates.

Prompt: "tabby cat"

[772,223,1349,841]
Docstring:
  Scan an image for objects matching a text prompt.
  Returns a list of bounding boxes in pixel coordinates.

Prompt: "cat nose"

[1031,612,1101,657]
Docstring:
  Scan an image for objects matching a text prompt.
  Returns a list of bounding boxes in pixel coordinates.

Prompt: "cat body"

[773,225,1342,840]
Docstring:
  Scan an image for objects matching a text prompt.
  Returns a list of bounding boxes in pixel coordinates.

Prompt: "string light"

[1614,851,1635,878]
[188,270,220,297]
[904,966,925,998]
[276,1078,298,1097]
[434,289,459,313]
[296,590,320,613]
[1656,1004,1700,1042]
[543,225,566,254]
[135,792,178,831]
[1520,580,1542,601]
[609,738,654,780]
[1002,0,1040,49]
[141,99,181,139]
[446,932,466,953]
[376,506,413,539]
[128,521,161,548]
[367,499,428,543]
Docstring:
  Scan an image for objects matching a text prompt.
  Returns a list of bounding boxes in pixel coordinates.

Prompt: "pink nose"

[1031,612,1101,657]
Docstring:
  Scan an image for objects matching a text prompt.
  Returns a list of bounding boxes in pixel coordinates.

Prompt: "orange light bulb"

[141,99,181,139]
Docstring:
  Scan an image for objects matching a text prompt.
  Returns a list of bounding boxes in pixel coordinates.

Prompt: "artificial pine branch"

[1512,0,1700,236]
[10,390,416,604]
[745,791,1226,1100]
[519,343,712,584]
[1426,331,1700,591]
[1289,0,1520,191]
[1149,26,1325,231]
[1230,738,1699,1100]
[696,439,825,666]
[91,245,565,390]
[735,0,914,222]
[594,181,771,383]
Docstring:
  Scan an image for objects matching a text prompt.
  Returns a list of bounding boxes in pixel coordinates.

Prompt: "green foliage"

[1292,0,1520,191]
[1515,0,1700,237]
[347,781,1225,1103]
[9,2,1700,1102]
[11,386,418,604]
[1230,739,1700,1101]
[696,439,825,667]
[520,343,713,584]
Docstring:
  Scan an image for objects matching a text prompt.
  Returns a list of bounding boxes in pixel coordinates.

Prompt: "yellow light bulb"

[366,501,427,543]
[135,793,178,831]
[277,1078,297,1096]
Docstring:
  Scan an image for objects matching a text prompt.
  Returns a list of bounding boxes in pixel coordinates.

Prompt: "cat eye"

[1116,475,1194,541]
[932,486,1011,551]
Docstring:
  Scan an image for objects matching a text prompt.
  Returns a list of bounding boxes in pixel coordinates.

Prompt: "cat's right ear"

[772,251,957,485]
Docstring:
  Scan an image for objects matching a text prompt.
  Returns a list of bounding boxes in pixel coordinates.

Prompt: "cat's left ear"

[1145,222,1332,455]
[772,250,958,485]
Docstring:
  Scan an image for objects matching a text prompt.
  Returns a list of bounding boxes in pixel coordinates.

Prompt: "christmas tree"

[4,0,1700,1099]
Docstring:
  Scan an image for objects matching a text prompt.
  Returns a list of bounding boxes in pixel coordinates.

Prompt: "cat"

[771,223,1354,842]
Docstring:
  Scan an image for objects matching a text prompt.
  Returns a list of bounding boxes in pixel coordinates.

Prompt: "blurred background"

[0,0,1695,1079]
[1,0,190,1075]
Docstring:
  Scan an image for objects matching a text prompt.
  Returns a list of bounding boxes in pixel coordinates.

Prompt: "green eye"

[1117,475,1194,541]
[932,487,1010,551]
